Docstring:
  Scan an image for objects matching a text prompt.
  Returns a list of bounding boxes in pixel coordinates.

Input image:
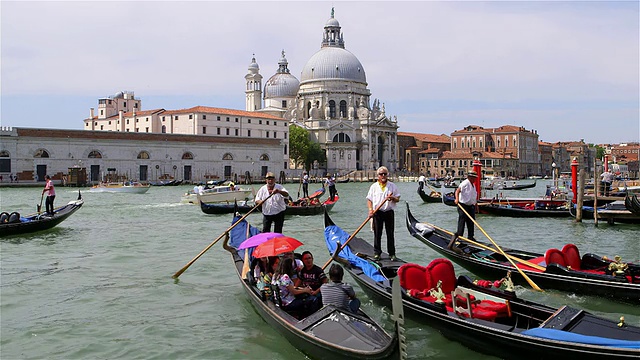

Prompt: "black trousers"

[455,203,475,239]
[262,211,285,233]
[328,185,337,201]
[373,210,395,257]
[45,195,55,215]
[302,183,309,198]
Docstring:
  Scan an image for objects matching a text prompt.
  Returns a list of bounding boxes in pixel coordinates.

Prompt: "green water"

[1,182,638,359]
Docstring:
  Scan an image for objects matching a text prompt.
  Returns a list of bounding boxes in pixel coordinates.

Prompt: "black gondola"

[0,191,84,237]
[405,203,640,303]
[323,210,640,359]
[625,193,640,216]
[284,195,339,216]
[478,202,571,217]
[483,180,537,190]
[222,213,399,360]
[417,186,442,203]
[199,200,255,215]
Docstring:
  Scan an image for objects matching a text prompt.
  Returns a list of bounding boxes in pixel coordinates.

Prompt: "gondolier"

[255,172,289,233]
[366,166,401,261]
[42,175,56,215]
[418,174,425,191]
[323,173,337,201]
[450,170,478,248]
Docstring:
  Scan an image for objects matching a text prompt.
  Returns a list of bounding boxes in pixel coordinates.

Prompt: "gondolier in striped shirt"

[449,170,478,249]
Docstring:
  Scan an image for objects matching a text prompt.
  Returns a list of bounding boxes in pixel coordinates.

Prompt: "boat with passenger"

[89,181,150,194]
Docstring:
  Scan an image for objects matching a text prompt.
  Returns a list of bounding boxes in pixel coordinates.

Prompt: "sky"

[1,1,639,145]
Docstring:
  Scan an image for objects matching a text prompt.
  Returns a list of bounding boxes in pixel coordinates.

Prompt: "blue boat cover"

[521,328,640,349]
[324,224,386,282]
[229,215,260,259]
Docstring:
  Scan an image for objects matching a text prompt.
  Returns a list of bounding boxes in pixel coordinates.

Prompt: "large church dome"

[300,47,366,83]
[264,51,299,98]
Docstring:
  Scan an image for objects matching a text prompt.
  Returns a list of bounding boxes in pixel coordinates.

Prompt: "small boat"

[417,186,442,203]
[405,204,640,303]
[195,184,253,204]
[483,179,537,190]
[89,182,151,194]
[323,211,640,359]
[200,200,256,215]
[625,193,640,216]
[478,201,571,218]
[572,201,640,225]
[285,195,339,216]
[0,191,84,237]
[222,213,400,360]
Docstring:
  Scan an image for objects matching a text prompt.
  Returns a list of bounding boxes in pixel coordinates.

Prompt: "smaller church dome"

[248,56,259,70]
[325,17,340,27]
[264,50,300,99]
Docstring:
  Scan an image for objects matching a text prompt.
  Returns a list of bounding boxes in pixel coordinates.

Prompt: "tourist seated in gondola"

[295,251,327,304]
[272,258,320,317]
[320,264,360,313]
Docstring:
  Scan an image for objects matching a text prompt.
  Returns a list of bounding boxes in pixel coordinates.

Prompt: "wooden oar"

[297,175,302,199]
[457,203,544,292]
[321,197,391,271]
[422,221,545,271]
[172,192,273,279]
[37,193,44,214]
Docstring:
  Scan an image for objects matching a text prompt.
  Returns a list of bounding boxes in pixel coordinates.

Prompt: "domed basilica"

[246,8,399,173]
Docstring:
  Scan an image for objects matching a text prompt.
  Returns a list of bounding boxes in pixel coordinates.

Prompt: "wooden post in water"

[594,157,599,226]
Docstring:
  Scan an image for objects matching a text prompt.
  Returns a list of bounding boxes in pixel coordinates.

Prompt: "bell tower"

[245,55,263,111]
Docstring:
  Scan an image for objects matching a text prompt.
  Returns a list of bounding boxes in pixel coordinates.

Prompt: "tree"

[289,125,327,171]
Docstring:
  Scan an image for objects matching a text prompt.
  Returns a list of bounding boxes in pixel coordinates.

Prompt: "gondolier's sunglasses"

[378,173,388,176]
[266,176,275,179]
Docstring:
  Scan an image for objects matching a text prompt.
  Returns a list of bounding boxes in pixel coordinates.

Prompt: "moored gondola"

[222,213,399,360]
[0,191,84,237]
[405,203,640,303]
[323,210,640,359]
[478,202,571,218]
[625,193,640,216]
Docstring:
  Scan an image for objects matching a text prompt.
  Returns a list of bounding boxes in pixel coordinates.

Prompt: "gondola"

[417,186,442,203]
[323,210,640,359]
[483,180,537,190]
[0,191,84,237]
[478,202,571,218]
[222,213,400,360]
[571,201,640,225]
[405,204,640,303]
[625,193,640,216]
[284,195,339,216]
[199,200,256,215]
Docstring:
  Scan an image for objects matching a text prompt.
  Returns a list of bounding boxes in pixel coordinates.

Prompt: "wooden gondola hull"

[199,201,255,214]
[323,211,640,359]
[284,196,338,216]
[223,215,397,360]
[404,204,640,303]
[0,195,84,237]
[478,204,571,217]
[417,188,441,203]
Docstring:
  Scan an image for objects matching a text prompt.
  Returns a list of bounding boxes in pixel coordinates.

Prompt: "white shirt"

[418,176,425,183]
[255,183,288,215]
[457,179,477,205]
[600,172,614,182]
[303,174,309,184]
[367,181,400,212]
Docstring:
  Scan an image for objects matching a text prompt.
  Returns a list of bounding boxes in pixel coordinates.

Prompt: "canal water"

[1,181,638,359]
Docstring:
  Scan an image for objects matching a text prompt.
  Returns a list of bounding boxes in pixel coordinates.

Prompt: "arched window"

[137,151,150,159]
[0,150,9,157]
[339,100,347,118]
[260,154,269,161]
[161,125,166,133]
[329,100,336,118]
[222,153,233,161]
[182,152,194,160]
[88,150,102,158]
[332,133,351,142]
[307,102,312,118]
[34,149,50,158]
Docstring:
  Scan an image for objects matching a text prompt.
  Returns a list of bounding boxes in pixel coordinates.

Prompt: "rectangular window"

[217,116,221,121]
[235,129,239,136]
[284,144,287,155]
[136,119,139,122]
[162,116,165,121]
[100,110,104,116]
[266,131,269,138]
[146,117,149,121]
[274,131,277,138]
[203,115,206,120]
[226,128,229,135]
[226,117,230,121]
[266,121,270,125]
[108,121,111,125]
[203,127,207,134]
[100,125,104,130]
[145,127,149,132]
[189,114,193,119]
[284,132,287,139]
[135,128,139,132]
[175,116,178,120]
[282,100,287,108]
[126,119,130,124]
[235,118,239,122]
[259,120,263,124]
[217,128,221,135]
[248,119,251,123]
[248,129,251,137]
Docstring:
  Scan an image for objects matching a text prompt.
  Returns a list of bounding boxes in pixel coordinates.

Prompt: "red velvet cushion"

[398,263,430,292]
[476,300,509,316]
[425,258,457,294]
[561,244,581,270]
[545,248,566,267]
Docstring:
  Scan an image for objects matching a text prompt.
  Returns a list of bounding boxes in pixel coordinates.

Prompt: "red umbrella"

[252,236,303,258]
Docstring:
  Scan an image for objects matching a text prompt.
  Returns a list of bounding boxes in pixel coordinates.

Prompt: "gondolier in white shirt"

[449,170,478,249]
[255,172,289,233]
[366,166,401,261]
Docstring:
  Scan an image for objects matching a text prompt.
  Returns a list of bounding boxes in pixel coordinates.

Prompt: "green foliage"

[289,125,327,170]
[594,145,606,159]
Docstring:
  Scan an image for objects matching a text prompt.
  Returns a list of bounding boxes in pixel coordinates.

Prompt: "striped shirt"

[320,281,355,309]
